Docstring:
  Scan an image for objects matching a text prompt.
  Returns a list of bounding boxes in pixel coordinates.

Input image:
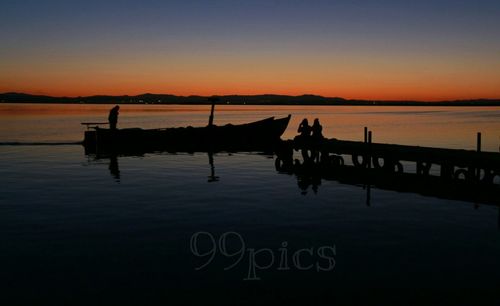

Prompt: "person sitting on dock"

[108,105,120,130]
[311,118,324,162]
[297,118,311,139]
[311,118,324,141]
[296,118,313,162]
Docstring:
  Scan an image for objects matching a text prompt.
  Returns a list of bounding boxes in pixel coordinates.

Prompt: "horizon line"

[2,91,499,103]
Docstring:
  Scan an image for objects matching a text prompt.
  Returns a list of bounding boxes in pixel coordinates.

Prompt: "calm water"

[0,104,499,303]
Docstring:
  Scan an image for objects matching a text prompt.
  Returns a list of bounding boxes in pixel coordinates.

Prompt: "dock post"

[477,132,481,152]
[208,97,219,127]
[440,163,453,180]
[367,131,372,169]
[364,127,368,143]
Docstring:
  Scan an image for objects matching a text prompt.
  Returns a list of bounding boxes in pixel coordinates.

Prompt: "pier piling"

[477,132,482,152]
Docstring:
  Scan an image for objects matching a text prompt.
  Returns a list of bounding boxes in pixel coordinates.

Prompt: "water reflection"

[108,155,120,182]
[297,171,321,195]
[285,156,500,228]
[276,154,500,207]
[3,104,500,151]
[91,152,222,183]
[82,151,500,231]
[88,152,499,209]
[207,152,219,183]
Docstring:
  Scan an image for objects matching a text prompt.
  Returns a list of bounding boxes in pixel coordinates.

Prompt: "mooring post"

[208,97,219,127]
[367,131,372,169]
[364,127,368,143]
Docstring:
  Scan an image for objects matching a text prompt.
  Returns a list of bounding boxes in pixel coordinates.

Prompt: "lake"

[0,104,499,304]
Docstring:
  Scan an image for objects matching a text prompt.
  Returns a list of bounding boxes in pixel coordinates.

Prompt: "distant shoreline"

[1,92,499,106]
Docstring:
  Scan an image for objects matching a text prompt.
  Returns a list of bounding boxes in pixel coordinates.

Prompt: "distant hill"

[1,92,499,106]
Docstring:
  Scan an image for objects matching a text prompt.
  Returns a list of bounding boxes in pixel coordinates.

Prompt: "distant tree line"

[1,92,499,106]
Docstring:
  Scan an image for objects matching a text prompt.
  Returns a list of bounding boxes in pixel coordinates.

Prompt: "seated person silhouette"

[296,118,313,161]
[311,119,324,162]
[297,118,311,139]
[311,118,324,140]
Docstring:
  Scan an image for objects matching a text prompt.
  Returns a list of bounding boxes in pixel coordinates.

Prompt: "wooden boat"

[83,115,291,154]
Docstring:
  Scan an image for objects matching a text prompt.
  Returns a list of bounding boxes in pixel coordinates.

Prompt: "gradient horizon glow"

[1,0,499,101]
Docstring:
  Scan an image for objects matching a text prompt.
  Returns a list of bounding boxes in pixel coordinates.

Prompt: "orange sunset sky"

[1,1,499,101]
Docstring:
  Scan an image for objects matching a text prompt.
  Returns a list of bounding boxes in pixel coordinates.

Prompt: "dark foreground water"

[0,104,499,304]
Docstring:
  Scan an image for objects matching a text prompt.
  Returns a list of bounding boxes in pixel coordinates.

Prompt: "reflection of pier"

[275,135,500,205]
[276,159,499,205]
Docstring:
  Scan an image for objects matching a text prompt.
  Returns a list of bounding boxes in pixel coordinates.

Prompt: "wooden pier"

[275,133,500,205]
[277,135,500,183]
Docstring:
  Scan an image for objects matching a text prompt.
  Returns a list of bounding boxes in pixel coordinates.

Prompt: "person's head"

[114,105,120,111]
[301,118,309,125]
[314,118,319,125]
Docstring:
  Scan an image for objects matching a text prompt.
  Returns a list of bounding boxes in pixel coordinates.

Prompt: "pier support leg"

[477,132,482,152]
[275,141,294,172]
[417,161,432,176]
[301,149,312,164]
[481,169,495,184]
[440,163,454,180]
[467,167,475,182]
[352,155,369,169]
[367,131,372,169]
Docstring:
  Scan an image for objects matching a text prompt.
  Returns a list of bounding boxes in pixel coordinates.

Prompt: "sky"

[1,0,499,100]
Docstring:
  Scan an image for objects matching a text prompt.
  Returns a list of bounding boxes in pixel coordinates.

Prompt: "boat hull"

[83,115,291,154]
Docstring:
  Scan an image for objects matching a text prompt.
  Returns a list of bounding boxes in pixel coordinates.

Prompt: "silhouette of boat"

[83,115,291,154]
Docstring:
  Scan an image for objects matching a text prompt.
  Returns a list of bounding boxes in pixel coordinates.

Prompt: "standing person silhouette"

[108,105,120,130]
